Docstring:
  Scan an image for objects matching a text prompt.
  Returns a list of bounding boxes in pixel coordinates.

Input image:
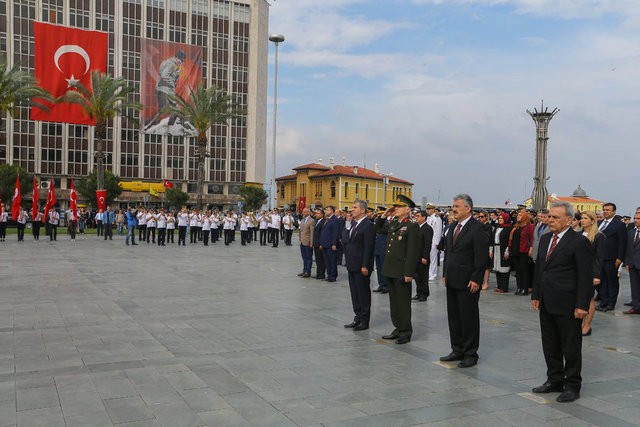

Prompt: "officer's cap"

[393,194,416,209]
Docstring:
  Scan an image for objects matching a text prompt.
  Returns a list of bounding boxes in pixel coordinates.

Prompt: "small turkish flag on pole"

[43,179,57,223]
[32,176,39,219]
[11,175,21,221]
[31,22,108,124]
[96,189,107,211]
[163,179,175,189]
[69,179,78,219]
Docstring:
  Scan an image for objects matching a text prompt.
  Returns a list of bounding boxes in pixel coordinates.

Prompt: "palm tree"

[0,60,53,119]
[59,70,142,191]
[168,84,239,210]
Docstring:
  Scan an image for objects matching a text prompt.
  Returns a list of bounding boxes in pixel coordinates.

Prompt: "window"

[355,183,359,198]
[365,184,369,199]
[330,181,336,198]
[280,184,285,198]
[344,182,349,198]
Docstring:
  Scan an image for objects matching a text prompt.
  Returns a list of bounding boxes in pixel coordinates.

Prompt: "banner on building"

[140,39,203,136]
[96,190,107,211]
[31,21,108,125]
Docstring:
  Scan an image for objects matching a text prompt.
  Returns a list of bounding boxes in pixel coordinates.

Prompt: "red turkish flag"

[31,22,108,125]
[96,190,107,211]
[43,179,57,223]
[69,179,78,219]
[163,179,175,189]
[32,176,39,219]
[11,175,21,221]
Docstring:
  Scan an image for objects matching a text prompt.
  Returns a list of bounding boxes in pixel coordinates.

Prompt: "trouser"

[68,221,77,239]
[17,224,25,241]
[241,230,248,245]
[178,226,187,245]
[513,255,533,291]
[300,245,313,274]
[32,222,41,240]
[190,226,198,243]
[49,225,57,240]
[429,245,439,278]
[212,228,219,242]
[126,225,136,244]
[414,262,430,298]
[539,308,583,391]
[117,223,124,235]
[314,247,326,278]
[96,221,103,236]
[104,223,113,240]
[375,253,388,289]
[253,228,258,241]
[260,229,267,245]
[446,286,480,359]
[337,243,344,265]
[323,248,338,280]
[146,226,156,243]
[388,277,412,339]
[203,230,210,246]
[157,228,166,245]
[348,270,372,327]
[285,229,293,245]
[600,259,620,308]
[495,271,511,291]
[267,228,272,243]
[138,224,147,241]
[167,228,175,243]
[270,228,279,247]
[629,267,640,310]
[0,222,6,240]
[247,228,253,243]
[224,229,233,245]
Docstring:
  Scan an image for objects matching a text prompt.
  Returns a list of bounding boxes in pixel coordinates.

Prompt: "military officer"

[375,195,421,344]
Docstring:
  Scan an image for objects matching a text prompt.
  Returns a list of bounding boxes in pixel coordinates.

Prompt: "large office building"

[0,0,269,207]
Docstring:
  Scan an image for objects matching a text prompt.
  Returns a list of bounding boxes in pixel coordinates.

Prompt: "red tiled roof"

[551,196,604,204]
[308,165,413,185]
[292,163,331,171]
[275,173,297,181]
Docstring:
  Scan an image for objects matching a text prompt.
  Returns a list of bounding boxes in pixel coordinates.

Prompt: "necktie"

[349,220,357,237]
[453,223,462,244]
[546,234,558,260]
[599,220,609,231]
[635,229,640,245]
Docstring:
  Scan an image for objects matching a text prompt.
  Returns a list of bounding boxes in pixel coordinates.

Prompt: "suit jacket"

[344,218,375,272]
[376,217,421,279]
[313,217,324,248]
[531,222,551,261]
[625,228,640,268]
[298,215,315,247]
[418,222,434,265]
[319,215,339,248]
[599,218,627,261]
[532,228,593,315]
[443,217,489,290]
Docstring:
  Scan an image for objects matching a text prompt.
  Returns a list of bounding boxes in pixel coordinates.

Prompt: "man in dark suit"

[312,208,326,280]
[624,212,640,315]
[319,206,340,282]
[596,202,627,311]
[413,210,434,302]
[439,194,489,368]
[344,200,376,331]
[531,201,593,403]
[375,195,421,344]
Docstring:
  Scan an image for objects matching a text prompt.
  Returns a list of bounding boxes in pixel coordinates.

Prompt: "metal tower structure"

[526,101,559,212]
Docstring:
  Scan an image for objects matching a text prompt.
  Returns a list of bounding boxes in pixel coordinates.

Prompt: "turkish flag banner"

[11,175,21,221]
[32,176,39,219]
[298,196,306,213]
[43,179,57,223]
[69,179,78,219]
[96,190,107,211]
[31,21,108,125]
[163,179,175,189]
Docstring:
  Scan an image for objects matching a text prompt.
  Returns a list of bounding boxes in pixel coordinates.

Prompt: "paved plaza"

[1,233,640,426]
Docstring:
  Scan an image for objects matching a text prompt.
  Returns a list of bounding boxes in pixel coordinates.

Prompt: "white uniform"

[177,212,189,227]
[156,213,167,229]
[166,215,176,229]
[426,213,443,280]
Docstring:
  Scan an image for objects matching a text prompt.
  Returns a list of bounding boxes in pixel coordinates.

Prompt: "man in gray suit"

[298,208,315,278]
[624,212,640,315]
[530,209,550,262]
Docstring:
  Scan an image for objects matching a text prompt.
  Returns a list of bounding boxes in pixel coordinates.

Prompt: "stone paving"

[1,232,640,426]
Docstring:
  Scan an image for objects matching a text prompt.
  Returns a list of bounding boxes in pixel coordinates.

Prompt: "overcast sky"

[267,0,640,214]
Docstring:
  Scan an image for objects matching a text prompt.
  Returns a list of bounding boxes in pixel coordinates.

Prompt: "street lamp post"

[269,34,284,210]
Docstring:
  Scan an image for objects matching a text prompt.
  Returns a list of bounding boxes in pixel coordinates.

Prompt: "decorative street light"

[269,33,284,210]
[526,101,559,211]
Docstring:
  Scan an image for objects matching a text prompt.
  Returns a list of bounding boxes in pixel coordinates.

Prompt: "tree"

[0,60,53,120]
[0,164,31,205]
[168,84,239,210]
[239,185,268,212]
[76,170,122,207]
[58,70,142,193]
[165,187,190,209]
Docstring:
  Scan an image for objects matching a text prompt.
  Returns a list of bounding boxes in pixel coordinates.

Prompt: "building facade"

[276,161,414,212]
[0,0,268,207]
[524,185,604,213]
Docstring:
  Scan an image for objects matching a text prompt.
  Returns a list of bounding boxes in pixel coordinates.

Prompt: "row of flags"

[3,176,71,222]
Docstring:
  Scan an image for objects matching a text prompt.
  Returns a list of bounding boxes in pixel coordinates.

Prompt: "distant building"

[276,161,413,211]
[525,185,604,213]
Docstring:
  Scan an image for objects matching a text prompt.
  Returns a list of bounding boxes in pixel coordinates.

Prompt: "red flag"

[31,22,108,124]
[298,196,306,213]
[69,179,78,219]
[163,179,175,189]
[32,176,39,219]
[11,175,21,221]
[96,189,107,211]
[43,179,57,223]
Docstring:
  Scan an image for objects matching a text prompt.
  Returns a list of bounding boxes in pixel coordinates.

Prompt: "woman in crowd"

[116,209,125,235]
[506,210,534,295]
[492,212,512,293]
[579,210,606,336]
[477,210,493,290]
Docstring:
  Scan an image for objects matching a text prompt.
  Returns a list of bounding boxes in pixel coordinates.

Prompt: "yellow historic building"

[524,185,605,213]
[276,162,413,211]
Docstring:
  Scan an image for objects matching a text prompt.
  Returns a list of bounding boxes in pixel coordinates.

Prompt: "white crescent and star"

[54,45,91,88]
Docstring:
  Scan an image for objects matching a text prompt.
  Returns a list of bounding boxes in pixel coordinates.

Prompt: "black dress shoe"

[315,276,325,280]
[439,352,464,362]
[418,296,428,302]
[379,289,389,294]
[326,279,336,282]
[297,273,305,277]
[412,295,420,300]
[624,302,633,306]
[532,381,564,394]
[344,321,358,328]
[514,289,522,295]
[458,358,477,368]
[395,337,410,344]
[556,389,579,402]
[372,288,382,293]
[353,324,369,331]
[382,333,399,340]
